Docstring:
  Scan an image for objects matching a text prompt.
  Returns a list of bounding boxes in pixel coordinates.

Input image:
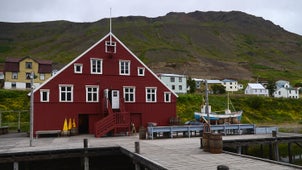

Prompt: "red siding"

[33,33,177,135]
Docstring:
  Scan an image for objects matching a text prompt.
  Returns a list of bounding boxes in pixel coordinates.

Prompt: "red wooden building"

[32,32,178,137]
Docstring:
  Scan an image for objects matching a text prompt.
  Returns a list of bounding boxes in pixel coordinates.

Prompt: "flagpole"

[30,71,34,147]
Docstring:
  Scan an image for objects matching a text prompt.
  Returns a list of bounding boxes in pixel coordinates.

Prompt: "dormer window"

[26,62,32,69]
[105,41,116,53]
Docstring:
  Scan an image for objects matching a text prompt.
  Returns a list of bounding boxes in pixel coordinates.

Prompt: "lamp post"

[29,72,34,147]
[204,79,210,132]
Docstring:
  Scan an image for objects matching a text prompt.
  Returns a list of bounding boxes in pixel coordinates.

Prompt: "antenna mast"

[109,8,112,43]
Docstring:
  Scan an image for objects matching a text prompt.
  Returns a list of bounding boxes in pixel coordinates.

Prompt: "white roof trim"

[33,33,110,93]
[110,33,178,97]
[34,32,178,98]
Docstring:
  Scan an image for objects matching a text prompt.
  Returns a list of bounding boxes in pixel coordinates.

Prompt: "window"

[59,85,73,102]
[12,72,18,79]
[146,87,157,102]
[26,83,31,88]
[119,60,130,75]
[12,82,16,88]
[164,92,171,103]
[74,64,83,74]
[105,41,116,53]
[26,73,31,80]
[179,85,182,91]
[170,77,175,82]
[40,73,45,80]
[90,58,102,74]
[179,77,182,82]
[172,85,175,90]
[124,87,135,102]
[86,86,99,102]
[40,89,49,102]
[25,62,32,69]
[138,67,145,76]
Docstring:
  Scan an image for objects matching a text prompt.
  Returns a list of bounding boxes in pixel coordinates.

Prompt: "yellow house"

[4,56,52,89]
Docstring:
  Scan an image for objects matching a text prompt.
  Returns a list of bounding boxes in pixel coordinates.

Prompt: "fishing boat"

[194,105,242,124]
[194,81,243,124]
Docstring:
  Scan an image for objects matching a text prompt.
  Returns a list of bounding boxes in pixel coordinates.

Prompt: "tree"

[187,77,196,93]
[211,84,226,94]
[266,80,276,97]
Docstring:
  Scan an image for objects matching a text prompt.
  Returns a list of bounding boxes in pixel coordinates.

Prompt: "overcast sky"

[0,0,302,35]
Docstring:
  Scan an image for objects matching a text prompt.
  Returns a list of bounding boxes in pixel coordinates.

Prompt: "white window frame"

[90,58,103,74]
[179,85,182,91]
[59,85,73,102]
[172,85,175,90]
[137,67,145,76]
[123,86,135,103]
[12,72,18,79]
[164,92,171,103]
[40,73,45,80]
[170,77,175,82]
[25,62,32,69]
[119,60,130,75]
[105,41,116,53]
[86,85,99,102]
[74,63,83,74]
[26,72,31,80]
[40,89,50,102]
[146,87,157,103]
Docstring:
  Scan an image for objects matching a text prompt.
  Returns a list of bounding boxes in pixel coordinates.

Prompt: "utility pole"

[29,72,34,147]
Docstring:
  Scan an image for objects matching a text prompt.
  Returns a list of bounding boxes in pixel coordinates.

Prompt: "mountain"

[1,11,302,82]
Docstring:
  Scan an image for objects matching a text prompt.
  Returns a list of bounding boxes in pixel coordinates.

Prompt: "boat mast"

[227,92,230,111]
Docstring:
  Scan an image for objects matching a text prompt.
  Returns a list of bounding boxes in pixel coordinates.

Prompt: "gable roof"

[247,83,265,89]
[221,79,237,83]
[157,73,186,78]
[33,32,178,97]
[4,56,52,73]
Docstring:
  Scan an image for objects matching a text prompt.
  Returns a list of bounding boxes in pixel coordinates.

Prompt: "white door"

[111,90,120,109]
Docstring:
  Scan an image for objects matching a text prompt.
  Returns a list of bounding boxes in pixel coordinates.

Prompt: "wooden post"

[135,141,140,154]
[135,163,141,170]
[0,111,2,127]
[288,142,292,163]
[13,162,19,170]
[260,144,264,158]
[83,139,89,170]
[273,141,279,161]
[237,146,242,154]
[18,111,21,132]
[269,143,273,160]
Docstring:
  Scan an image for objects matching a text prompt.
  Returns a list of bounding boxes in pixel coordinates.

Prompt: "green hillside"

[1,11,302,82]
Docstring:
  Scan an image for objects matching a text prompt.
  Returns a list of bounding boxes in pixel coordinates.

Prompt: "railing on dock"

[147,124,256,139]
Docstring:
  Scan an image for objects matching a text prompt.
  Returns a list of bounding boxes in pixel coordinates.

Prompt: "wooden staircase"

[94,99,130,137]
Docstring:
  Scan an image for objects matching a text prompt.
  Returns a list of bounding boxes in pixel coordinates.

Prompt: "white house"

[273,80,299,99]
[193,78,204,89]
[158,73,187,94]
[0,71,4,80]
[245,83,269,96]
[221,79,238,92]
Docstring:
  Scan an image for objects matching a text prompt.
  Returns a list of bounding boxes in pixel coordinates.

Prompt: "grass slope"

[1,11,302,82]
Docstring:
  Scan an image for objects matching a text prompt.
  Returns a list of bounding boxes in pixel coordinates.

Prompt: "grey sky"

[0,0,302,35]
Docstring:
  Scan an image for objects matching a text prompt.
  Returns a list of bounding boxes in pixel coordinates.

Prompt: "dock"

[147,124,257,139]
[0,132,302,169]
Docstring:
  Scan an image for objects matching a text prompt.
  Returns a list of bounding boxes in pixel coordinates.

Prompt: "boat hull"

[194,111,242,124]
